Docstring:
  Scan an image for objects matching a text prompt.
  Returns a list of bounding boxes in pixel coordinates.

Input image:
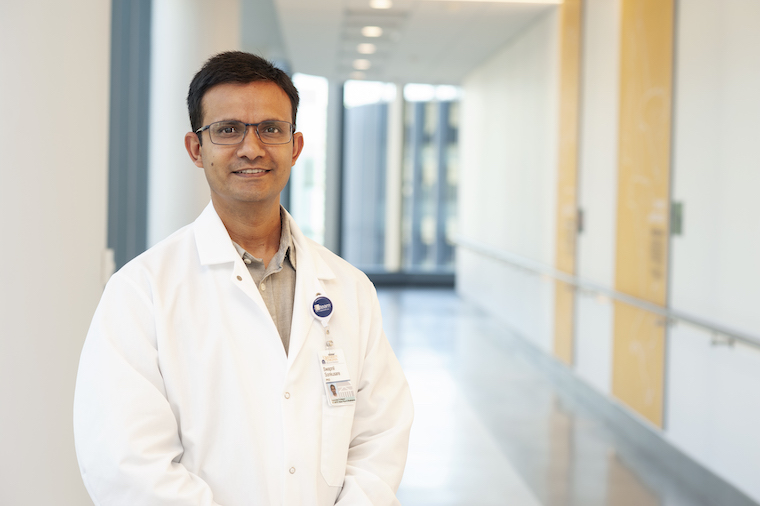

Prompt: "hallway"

[380,288,750,506]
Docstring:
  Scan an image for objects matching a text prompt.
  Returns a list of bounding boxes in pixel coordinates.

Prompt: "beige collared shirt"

[232,208,296,354]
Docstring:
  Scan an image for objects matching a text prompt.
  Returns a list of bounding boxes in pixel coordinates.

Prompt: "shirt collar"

[194,202,332,280]
[231,206,296,269]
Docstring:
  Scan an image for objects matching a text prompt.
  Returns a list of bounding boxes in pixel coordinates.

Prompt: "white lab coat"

[73,203,413,506]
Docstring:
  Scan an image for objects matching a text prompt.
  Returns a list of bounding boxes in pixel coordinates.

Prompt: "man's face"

[330,385,337,395]
[185,81,304,212]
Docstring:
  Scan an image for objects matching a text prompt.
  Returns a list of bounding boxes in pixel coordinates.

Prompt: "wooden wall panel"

[612,302,666,426]
[554,281,575,364]
[553,0,583,365]
[612,0,674,428]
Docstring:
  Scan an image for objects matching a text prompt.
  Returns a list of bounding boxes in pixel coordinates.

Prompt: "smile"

[234,169,268,174]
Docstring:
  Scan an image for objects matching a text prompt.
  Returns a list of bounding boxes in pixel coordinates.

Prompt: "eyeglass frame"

[195,119,295,145]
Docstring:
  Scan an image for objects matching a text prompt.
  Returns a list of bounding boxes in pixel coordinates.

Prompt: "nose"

[235,124,266,158]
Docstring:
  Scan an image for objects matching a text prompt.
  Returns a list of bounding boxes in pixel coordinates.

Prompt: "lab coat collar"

[282,207,336,366]
[286,205,338,365]
[192,202,336,282]
[192,202,336,367]
[194,202,240,266]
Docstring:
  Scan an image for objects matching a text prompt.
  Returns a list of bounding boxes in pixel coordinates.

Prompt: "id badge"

[318,348,356,406]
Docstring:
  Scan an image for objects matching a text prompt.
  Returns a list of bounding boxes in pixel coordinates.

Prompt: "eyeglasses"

[195,120,294,145]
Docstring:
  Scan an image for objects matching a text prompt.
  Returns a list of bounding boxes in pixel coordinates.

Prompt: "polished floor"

[377,288,730,506]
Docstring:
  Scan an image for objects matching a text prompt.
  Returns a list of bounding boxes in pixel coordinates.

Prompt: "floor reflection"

[605,452,661,506]
[379,288,715,506]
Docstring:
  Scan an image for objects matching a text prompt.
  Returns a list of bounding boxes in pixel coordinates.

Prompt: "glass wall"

[341,81,460,274]
[290,73,329,244]
[341,81,395,269]
[402,85,459,272]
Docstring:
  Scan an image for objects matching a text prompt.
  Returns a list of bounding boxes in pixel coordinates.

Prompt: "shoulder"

[303,238,373,288]
[301,239,384,328]
[109,223,198,294]
[284,211,378,302]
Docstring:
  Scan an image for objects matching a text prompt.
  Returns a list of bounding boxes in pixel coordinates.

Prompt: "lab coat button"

[289,467,296,474]
[236,275,242,281]
[284,392,290,399]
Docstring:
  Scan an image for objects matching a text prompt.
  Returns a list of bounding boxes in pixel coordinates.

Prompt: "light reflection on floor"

[378,288,714,506]
[397,347,541,506]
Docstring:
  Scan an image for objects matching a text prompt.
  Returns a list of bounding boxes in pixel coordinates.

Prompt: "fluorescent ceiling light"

[370,0,392,8]
[353,59,372,70]
[349,71,367,80]
[361,26,383,37]
[357,43,377,54]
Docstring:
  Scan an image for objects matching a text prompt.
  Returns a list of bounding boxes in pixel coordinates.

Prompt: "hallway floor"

[378,288,732,506]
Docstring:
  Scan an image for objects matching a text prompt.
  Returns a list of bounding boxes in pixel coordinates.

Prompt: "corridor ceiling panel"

[263,0,555,84]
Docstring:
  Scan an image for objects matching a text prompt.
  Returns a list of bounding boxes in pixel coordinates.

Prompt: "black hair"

[187,51,299,134]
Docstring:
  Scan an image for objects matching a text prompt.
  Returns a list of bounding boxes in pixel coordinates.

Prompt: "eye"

[212,121,243,137]
[260,123,281,134]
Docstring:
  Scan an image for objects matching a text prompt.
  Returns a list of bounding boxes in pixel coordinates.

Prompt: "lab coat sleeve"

[335,287,414,506]
[73,272,222,506]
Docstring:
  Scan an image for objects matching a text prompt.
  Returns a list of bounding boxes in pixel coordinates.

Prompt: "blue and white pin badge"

[312,294,333,327]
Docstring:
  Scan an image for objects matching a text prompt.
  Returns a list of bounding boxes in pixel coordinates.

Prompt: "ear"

[291,131,305,166]
[185,132,205,168]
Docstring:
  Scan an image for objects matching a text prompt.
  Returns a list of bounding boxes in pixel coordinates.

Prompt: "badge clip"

[312,294,334,348]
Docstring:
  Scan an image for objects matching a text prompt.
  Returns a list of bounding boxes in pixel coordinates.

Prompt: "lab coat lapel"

[193,202,276,323]
[287,211,336,368]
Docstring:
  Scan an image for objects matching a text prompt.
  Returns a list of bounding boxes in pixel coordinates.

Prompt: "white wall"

[667,0,760,500]
[457,0,760,502]
[148,0,241,246]
[574,0,621,395]
[0,2,111,504]
[669,0,760,333]
[457,10,560,352]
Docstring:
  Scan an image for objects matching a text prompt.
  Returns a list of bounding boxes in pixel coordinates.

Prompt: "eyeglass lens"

[208,120,292,145]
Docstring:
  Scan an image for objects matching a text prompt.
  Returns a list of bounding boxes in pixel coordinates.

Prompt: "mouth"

[233,168,269,175]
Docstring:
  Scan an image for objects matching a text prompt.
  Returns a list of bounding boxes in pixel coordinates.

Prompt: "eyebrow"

[212,117,289,124]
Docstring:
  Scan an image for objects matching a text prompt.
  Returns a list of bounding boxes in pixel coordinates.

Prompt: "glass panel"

[340,81,460,274]
[341,81,394,270]
[401,85,460,272]
[290,73,328,244]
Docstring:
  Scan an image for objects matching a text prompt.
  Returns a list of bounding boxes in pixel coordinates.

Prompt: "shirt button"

[284,392,290,399]
[244,258,252,265]
[289,467,296,474]
[260,283,266,291]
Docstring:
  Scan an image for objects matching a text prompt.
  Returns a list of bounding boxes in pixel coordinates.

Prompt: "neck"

[212,198,282,268]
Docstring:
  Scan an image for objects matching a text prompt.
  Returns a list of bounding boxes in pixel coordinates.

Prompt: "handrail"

[455,236,760,351]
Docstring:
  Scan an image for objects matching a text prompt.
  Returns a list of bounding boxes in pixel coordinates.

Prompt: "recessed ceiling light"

[370,0,392,8]
[361,26,383,38]
[353,59,372,70]
[350,71,367,80]
[357,43,377,55]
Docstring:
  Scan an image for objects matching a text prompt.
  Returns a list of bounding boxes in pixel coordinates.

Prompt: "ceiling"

[242,0,557,85]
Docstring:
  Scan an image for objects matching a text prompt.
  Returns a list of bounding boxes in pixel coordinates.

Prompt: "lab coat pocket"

[320,403,356,487]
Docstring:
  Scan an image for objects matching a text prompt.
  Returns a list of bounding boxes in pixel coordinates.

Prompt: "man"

[73,51,413,505]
